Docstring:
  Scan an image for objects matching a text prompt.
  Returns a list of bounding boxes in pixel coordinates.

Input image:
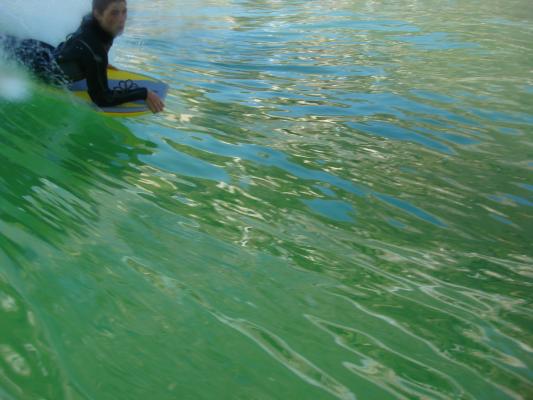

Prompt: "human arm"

[82,49,148,108]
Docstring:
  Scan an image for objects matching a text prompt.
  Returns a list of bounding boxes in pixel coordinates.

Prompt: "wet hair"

[92,0,125,14]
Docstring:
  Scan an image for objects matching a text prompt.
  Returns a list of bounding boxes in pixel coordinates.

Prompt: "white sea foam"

[0,64,30,102]
[0,0,90,101]
[0,0,90,45]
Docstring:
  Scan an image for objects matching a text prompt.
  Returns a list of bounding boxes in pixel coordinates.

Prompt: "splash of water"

[0,69,30,102]
[0,0,89,45]
[0,0,90,101]
[0,46,31,102]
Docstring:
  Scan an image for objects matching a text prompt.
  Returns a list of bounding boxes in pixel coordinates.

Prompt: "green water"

[1,0,532,399]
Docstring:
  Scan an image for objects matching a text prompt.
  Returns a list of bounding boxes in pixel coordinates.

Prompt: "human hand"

[146,90,165,114]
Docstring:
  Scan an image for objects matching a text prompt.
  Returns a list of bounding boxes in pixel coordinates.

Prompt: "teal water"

[1,0,533,399]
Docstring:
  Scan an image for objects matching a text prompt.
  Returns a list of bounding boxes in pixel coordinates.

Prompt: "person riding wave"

[0,0,164,113]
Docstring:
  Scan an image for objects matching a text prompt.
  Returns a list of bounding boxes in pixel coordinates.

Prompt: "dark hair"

[92,0,125,14]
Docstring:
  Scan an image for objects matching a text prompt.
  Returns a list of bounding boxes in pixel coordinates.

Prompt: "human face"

[94,1,128,37]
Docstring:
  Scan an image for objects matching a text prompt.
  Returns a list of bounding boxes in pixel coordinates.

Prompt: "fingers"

[147,91,165,114]
[155,98,165,113]
[151,99,164,113]
[147,95,156,113]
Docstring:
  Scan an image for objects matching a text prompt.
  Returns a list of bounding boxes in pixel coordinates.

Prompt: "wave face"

[1,0,532,399]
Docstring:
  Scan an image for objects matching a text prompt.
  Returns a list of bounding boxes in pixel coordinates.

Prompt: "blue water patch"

[517,183,533,192]
[348,121,455,155]
[303,199,355,222]
[490,214,514,226]
[269,155,368,197]
[376,194,447,227]
[142,137,230,183]
[489,194,533,207]
[430,132,480,146]
[306,19,420,32]
[510,194,533,207]
[399,166,418,174]
[387,218,407,229]
[498,127,521,136]
[155,128,368,197]
[469,107,533,125]
[313,185,336,197]
[523,85,533,94]
[346,92,478,126]
[410,90,456,104]
[208,60,353,76]
[392,32,479,50]
[412,125,480,146]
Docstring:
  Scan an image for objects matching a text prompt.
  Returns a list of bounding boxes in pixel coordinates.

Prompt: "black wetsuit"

[1,15,148,107]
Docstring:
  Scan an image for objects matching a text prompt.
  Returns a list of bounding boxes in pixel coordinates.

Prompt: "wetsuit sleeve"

[81,48,148,108]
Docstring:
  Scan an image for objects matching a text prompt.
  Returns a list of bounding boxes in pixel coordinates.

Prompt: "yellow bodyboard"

[69,69,168,117]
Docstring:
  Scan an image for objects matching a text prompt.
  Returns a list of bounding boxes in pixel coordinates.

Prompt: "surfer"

[0,0,165,113]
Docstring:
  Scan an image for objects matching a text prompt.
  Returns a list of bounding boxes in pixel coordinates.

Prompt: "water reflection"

[0,87,156,248]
